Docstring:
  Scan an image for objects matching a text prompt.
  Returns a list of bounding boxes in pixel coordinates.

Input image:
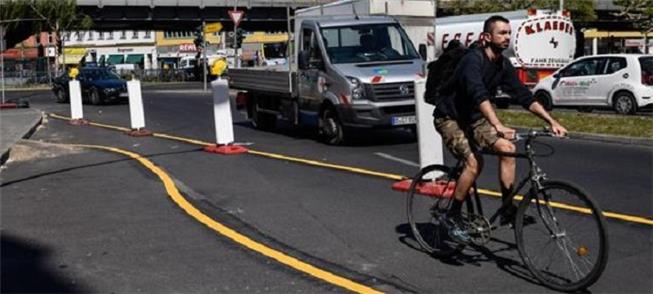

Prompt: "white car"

[533,54,653,114]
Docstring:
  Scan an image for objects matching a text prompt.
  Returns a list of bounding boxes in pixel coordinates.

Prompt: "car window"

[561,58,607,77]
[606,57,627,74]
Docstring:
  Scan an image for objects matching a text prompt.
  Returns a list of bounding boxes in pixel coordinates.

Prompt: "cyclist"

[429,15,567,242]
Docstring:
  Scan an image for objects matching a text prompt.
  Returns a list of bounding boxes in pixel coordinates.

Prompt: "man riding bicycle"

[427,15,568,243]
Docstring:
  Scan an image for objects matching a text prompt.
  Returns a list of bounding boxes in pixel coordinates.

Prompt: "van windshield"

[320,23,419,64]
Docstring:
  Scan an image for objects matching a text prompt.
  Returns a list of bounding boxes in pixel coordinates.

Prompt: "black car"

[52,67,128,105]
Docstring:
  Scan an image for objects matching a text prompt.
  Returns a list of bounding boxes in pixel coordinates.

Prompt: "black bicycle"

[406,130,608,292]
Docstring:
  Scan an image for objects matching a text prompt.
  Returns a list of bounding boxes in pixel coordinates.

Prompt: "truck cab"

[296,17,424,144]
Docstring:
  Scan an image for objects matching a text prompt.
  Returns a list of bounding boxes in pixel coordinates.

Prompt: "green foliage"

[31,0,93,32]
[498,109,653,138]
[613,0,653,32]
[0,0,29,30]
[445,0,596,22]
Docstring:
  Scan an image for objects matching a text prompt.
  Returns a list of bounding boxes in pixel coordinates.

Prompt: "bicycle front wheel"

[515,180,608,292]
[407,164,469,257]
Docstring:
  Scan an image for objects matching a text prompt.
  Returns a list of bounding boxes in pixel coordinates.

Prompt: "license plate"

[391,115,416,126]
[119,92,128,97]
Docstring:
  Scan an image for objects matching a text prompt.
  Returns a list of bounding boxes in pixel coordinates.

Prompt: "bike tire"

[406,164,470,257]
[515,180,609,292]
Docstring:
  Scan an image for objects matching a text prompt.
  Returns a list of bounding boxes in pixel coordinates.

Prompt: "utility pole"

[203,20,208,92]
[234,0,239,68]
[1,25,5,104]
[560,0,564,11]
[432,0,437,59]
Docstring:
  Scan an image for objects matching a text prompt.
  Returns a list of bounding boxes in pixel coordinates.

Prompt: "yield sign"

[228,10,245,27]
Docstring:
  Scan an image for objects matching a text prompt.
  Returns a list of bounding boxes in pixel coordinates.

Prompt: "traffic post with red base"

[203,78,248,155]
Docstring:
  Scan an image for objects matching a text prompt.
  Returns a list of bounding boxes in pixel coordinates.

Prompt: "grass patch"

[497,110,653,138]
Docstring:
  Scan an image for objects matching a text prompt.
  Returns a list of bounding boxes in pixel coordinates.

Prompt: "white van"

[533,54,653,114]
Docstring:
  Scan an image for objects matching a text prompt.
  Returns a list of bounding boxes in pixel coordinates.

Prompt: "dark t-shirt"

[433,48,534,126]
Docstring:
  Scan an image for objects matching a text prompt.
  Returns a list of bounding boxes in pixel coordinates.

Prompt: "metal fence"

[2,59,199,87]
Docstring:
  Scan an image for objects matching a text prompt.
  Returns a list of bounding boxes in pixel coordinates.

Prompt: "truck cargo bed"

[228,66,296,96]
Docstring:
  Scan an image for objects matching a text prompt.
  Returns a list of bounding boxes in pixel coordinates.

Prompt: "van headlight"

[347,76,364,100]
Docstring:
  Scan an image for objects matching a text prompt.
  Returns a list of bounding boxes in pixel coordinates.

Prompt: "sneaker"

[445,215,471,244]
[499,205,536,227]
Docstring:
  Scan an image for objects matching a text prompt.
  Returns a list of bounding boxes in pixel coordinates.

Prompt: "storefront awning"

[58,48,86,65]
[125,54,144,64]
[107,54,124,65]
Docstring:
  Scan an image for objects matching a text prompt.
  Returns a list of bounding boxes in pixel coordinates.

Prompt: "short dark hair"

[483,15,510,34]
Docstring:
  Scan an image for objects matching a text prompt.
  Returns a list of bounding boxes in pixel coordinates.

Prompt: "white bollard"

[211,78,234,144]
[204,78,247,155]
[127,79,146,130]
[414,79,444,168]
[69,79,84,120]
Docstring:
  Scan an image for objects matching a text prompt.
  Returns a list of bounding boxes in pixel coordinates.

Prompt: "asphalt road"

[1,85,652,293]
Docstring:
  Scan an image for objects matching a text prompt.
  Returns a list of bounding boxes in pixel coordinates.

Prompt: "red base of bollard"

[0,103,18,109]
[69,118,90,125]
[126,128,153,137]
[392,179,456,198]
[203,144,249,155]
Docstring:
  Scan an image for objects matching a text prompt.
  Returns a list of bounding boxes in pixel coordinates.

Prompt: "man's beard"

[488,42,507,55]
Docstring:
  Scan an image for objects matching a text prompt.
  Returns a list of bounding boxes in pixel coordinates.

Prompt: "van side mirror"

[553,73,560,79]
[418,44,427,61]
[298,50,310,70]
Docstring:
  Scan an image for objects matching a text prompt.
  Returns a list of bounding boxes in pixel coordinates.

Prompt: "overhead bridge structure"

[76,0,335,31]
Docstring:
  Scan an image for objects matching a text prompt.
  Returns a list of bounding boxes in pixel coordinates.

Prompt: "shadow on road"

[234,120,417,147]
[394,222,552,290]
[1,232,86,293]
[1,147,203,188]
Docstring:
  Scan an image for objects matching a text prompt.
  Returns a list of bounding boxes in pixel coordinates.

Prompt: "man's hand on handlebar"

[550,122,568,137]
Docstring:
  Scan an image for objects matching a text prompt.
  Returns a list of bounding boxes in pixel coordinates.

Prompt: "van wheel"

[534,91,553,111]
[251,97,276,130]
[90,88,102,105]
[319,107,346,145]
[55,89,68,103]
[613,92,637,115]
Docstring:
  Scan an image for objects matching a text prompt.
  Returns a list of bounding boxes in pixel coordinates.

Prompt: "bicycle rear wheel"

[515,180,608,292]
[406,164,469,257]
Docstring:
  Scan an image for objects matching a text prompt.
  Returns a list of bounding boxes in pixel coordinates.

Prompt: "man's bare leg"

[493,138,517,210]
[449,153,484,215]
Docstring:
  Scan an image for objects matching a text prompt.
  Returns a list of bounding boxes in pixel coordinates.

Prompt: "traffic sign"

[228,10,245,27]
[205,22,223,33]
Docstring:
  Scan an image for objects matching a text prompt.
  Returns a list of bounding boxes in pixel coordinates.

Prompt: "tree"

[613,0,653,53]
[444,0,596,22]
[29,0,93,69]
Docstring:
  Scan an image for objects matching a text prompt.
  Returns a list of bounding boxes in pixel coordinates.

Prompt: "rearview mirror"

[298,50,310,70]
[418,44,427,61]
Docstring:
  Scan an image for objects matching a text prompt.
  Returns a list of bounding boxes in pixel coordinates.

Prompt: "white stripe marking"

[374,152,419,167]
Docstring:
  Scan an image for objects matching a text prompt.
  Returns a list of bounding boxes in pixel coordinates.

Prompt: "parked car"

[52,67,128,105]
[532,54,653,114]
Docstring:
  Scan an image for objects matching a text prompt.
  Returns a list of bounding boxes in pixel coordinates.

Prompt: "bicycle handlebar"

[510,129,569,142]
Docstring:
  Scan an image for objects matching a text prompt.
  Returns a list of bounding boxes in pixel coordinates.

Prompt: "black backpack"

[424,45,467,105]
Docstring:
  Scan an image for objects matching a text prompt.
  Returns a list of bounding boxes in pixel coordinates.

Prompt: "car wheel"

[613,92,637,115]
[319,106,346,145]
[494,99,510,109]
[534,91,553,111]
[55,89,68,103]
[90,88,102,105]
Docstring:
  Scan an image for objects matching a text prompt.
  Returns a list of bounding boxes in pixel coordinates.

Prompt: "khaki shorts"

[434,117,500,159]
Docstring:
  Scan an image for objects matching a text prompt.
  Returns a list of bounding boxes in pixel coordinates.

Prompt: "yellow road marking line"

[72,143,384,294]
[48,113,653,227]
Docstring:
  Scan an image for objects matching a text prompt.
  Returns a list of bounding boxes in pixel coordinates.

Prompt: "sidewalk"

[0,108,43,166]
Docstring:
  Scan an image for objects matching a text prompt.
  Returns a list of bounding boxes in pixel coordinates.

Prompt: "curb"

[0,111,44,166]
[570,131,653,147]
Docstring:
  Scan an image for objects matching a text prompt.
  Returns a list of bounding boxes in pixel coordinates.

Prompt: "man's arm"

[528,101,568,136]
[500,61,567,137]
[478,100,515,138]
